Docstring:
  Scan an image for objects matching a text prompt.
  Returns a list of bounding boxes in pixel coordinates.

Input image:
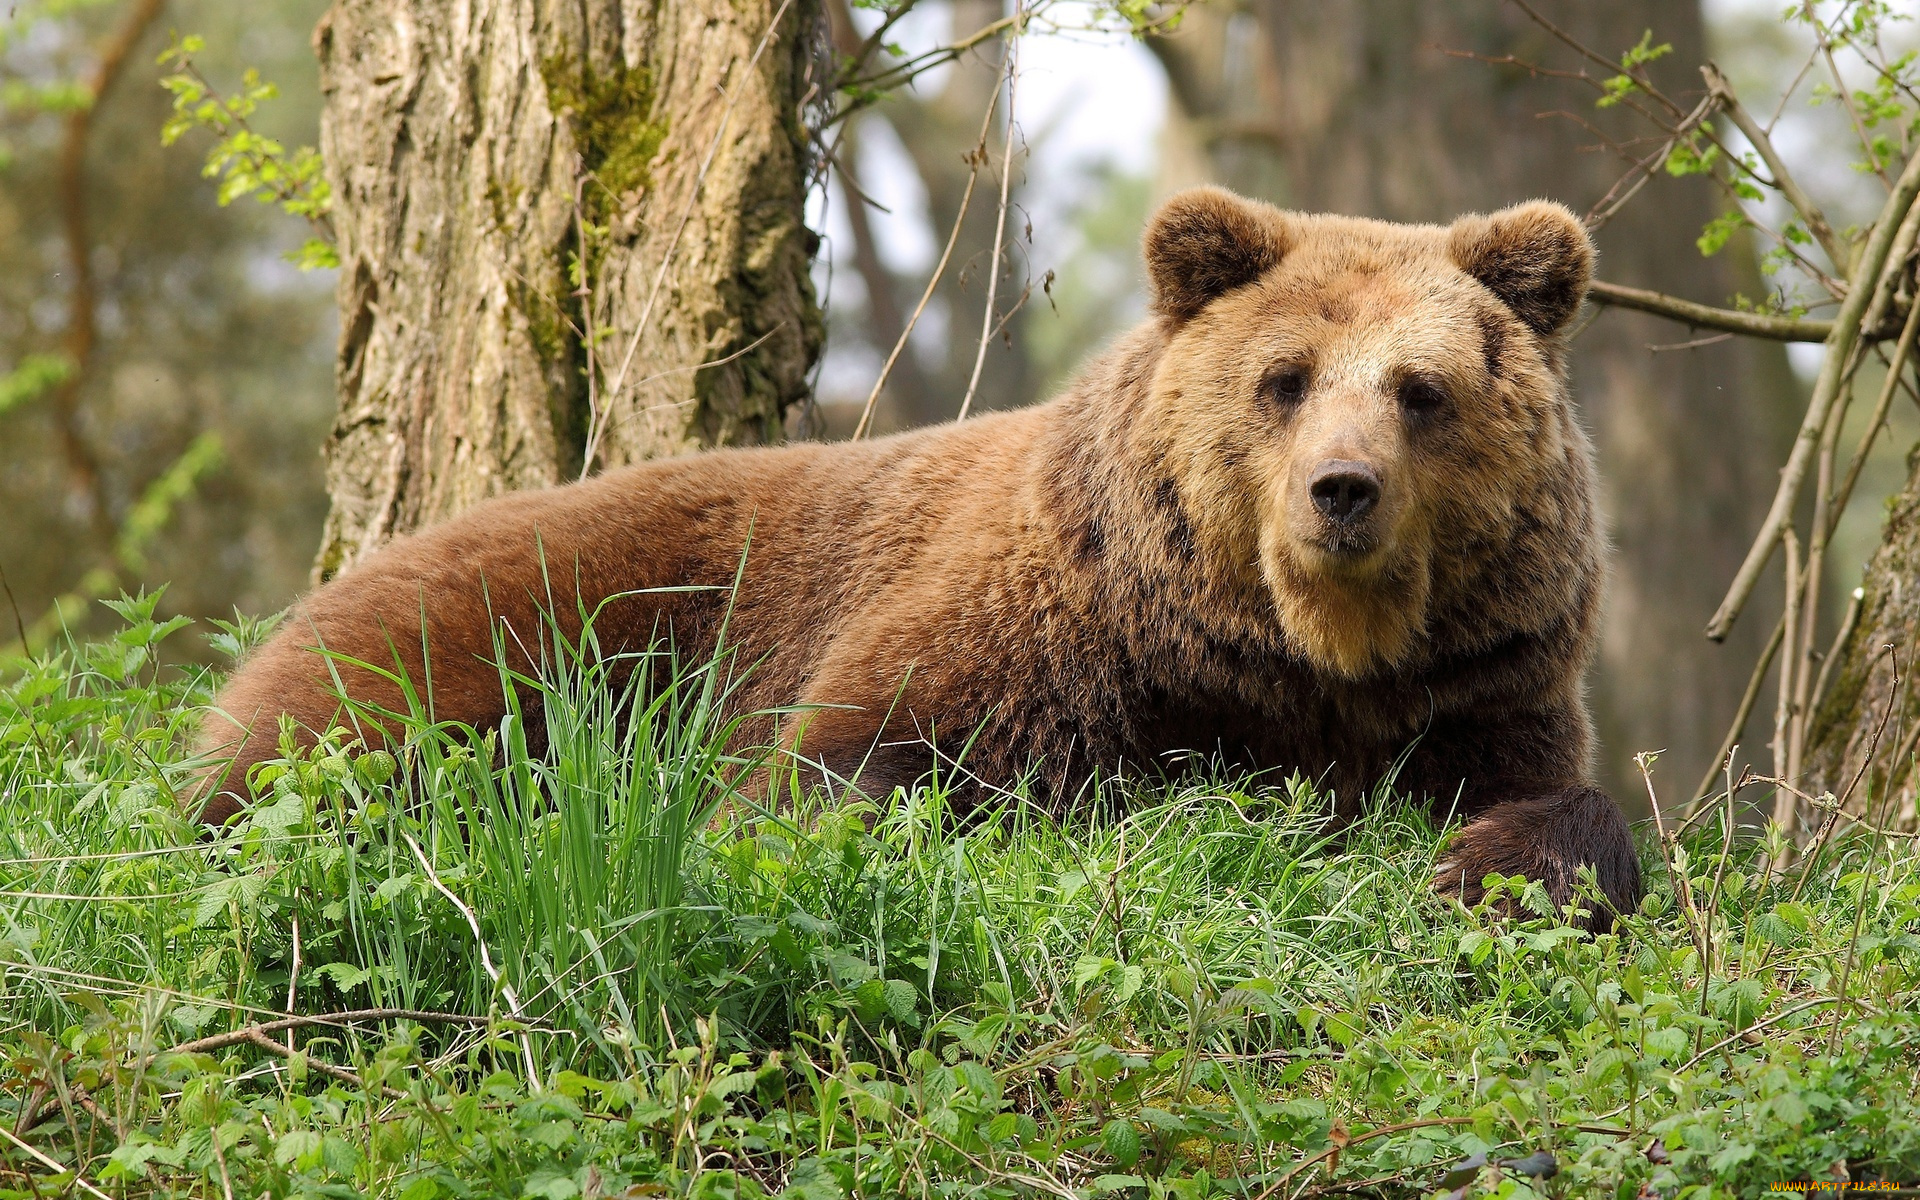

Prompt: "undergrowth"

[2,592,1918,1198]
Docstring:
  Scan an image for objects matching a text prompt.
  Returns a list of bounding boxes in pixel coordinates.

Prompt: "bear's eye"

[1262,367,1311,409]
[1397,376,1449,419]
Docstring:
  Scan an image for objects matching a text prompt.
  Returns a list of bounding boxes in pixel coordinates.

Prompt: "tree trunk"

[1805,429,1920,829]
[1151,0,1801,802]
[311,0,825,581]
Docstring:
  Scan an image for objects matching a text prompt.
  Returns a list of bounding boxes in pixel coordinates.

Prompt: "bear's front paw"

[1432,785,1641,932]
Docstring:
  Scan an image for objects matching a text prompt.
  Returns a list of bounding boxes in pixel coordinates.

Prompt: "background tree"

[0,0,335,646]
[309,0,828,580]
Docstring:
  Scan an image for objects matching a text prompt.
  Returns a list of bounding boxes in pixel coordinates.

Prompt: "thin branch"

[957,6,1023,423]
[851,86,1002,440]
[1586,280,1834,342]
[405,833,543,1082]
[1505,0,1687,121]
[1808,586,1865,731]
[1774,529,1802,799]
[1813,3,1895,189]
[1587,94,1717,231]
[1641,752,1709,965]
[1766,36,1825,128]
[1706,148,1920,641]
[832,13,1024,122]
[1647,332,1734,352]
[1791,643,1899,902]
[0,1122,113,1200]
[244,1028,404,1096]
[1249,1119,1474,1200]
[839,0,924,90]
[831,118,933,407]
[1690,612,1786,809]
[1705,62,1846,271]
[158,1009,490,1060]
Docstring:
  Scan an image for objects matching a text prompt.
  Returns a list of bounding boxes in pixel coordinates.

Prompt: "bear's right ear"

[1448,201,1594,338]
[1144,187,1287,323]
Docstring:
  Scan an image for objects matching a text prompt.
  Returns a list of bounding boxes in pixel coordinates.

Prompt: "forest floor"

[3,593,1919,1199]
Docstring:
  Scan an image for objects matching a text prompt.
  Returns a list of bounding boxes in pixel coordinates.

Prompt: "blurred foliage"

[157,32,336,270]
[0,0,334,652]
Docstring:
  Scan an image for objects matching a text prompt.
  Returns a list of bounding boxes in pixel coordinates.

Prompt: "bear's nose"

[1309,460,1381,524]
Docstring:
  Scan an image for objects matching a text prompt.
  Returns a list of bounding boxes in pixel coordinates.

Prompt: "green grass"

[2,591,1919,1199]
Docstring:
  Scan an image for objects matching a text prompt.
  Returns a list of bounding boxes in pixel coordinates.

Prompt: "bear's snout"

[1308,459,1382,531]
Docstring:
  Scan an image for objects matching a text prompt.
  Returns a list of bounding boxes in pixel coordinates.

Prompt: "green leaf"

[1770,1091,1809,1127]
[312,961,373,992]
[1458,929,1494,966]
[882,977,919,1024]
[1696,210,1746,257]
[1102,1118,1143,1168]
[274,1129,323,1169]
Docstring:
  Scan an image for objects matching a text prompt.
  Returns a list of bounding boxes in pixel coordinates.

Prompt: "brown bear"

[193,186,1641,928]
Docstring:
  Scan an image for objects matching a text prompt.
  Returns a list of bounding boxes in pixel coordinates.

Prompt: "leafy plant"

[3,606,1917,1197]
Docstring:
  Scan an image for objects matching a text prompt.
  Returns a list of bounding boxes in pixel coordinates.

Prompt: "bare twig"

[851,89,1002,440]
[1588,94,1718,231]
[1812,4,1895,190]
[1647,332,1734,353]
[1640,753,1707,964]
[1249,1118,1473,1200]
[406,832,542,1081]
[1808,587,1865,726]
[572,168,601,477]
[209,1114,237,1200]
[1774,528,1802,797]
[1792,406,1846,782]
[1826,267,1920,527]
[1706,148,1920,642]
[0,1122,113,1200]
[1705,63,1845,271]
[1690,613,1785,811]
[1791,644,1900,903]
[285,915,302,1053]
[832,120,933,407]
[0,561,29,655]
[242,1028,404,1097]
[158,1009,489,1060]
[1505,0,1686,121]
[957,5,1023,423]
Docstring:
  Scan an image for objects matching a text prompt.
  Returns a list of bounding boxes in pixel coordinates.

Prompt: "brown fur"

[193,187,1641,929]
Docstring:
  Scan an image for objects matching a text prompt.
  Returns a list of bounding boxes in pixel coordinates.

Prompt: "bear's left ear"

[1448,201,1594,337]
[1144,187,1288,323]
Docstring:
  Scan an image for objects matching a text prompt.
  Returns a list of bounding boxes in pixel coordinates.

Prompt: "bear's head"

[1138,187,1595,678]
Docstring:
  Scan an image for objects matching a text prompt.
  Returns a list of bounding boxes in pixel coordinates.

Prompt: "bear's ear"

[1448,201,1594,337]
[1144,187,1288,323]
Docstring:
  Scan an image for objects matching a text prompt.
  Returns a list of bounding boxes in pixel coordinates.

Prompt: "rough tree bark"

[311,0,826,581]
[1806,428,1920,829]
[1151,0,1800,801]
